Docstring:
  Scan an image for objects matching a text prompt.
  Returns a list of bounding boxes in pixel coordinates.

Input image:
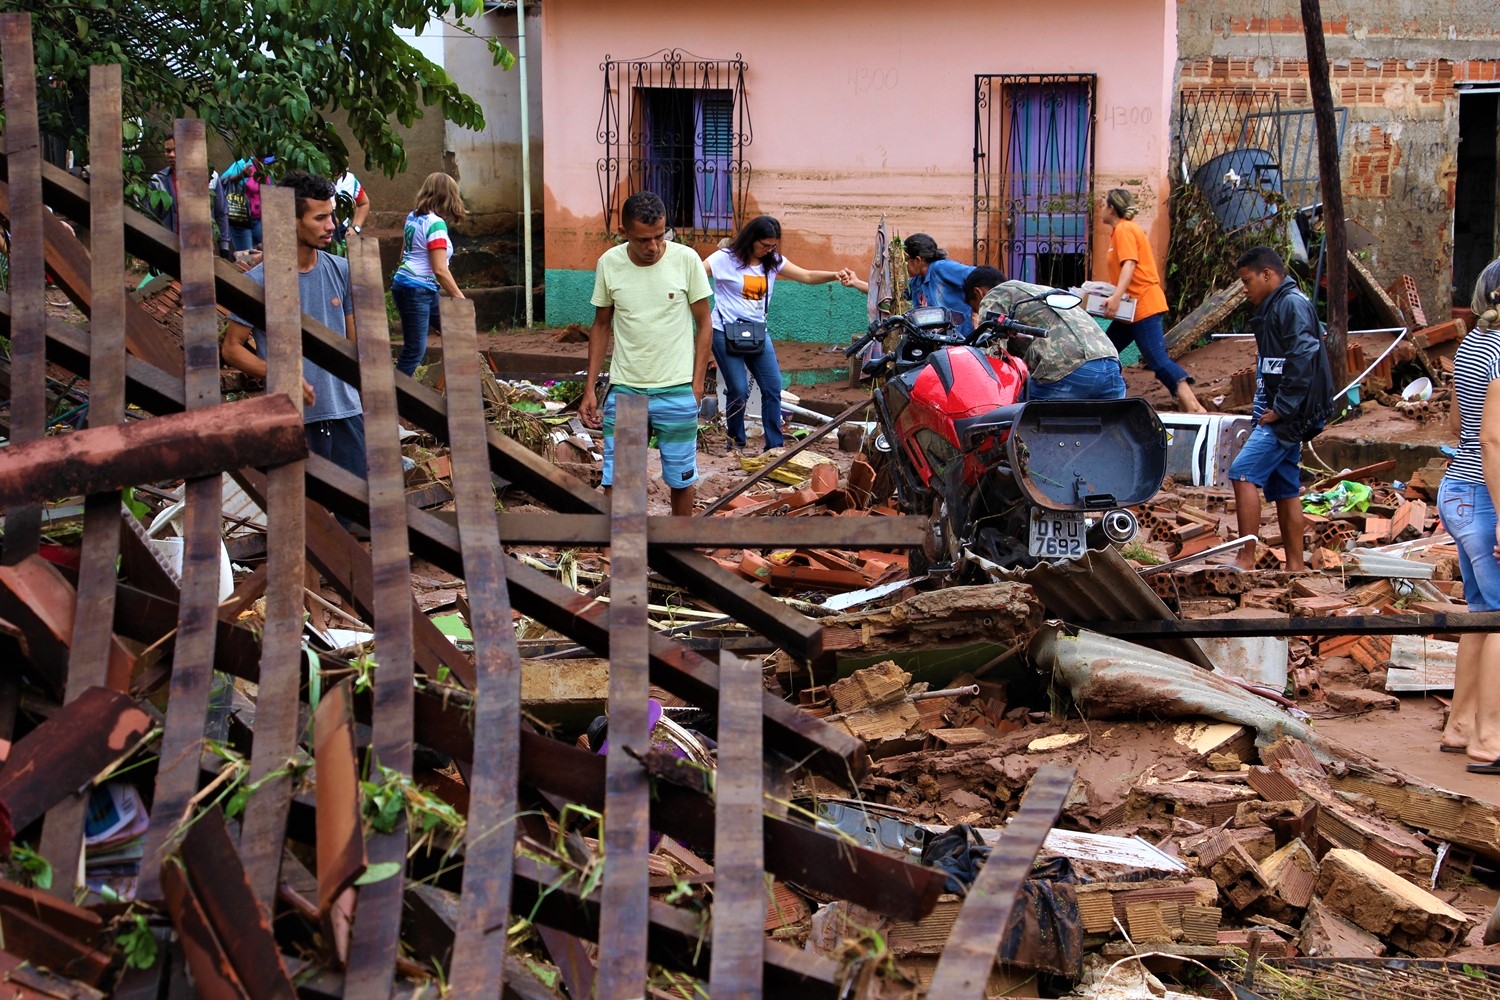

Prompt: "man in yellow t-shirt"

[581,191,713,515]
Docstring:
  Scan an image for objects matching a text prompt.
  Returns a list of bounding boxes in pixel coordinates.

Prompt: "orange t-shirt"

[1107,219,1168,321]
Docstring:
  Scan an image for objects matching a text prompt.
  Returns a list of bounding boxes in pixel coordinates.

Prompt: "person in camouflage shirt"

[964,268,1126,400]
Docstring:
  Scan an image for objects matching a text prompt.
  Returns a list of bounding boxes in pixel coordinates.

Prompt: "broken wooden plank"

[597,393,652,999]
[489,511,925,549]
[236,186,310,911]
[926,766,1076,997]
[54,67,131,897]
[1165,284,1246,360]
[710,650,765,996]
[0,13,48,561]
[137,120,227,903]
[442,298,523,996]
[341,221,415,997]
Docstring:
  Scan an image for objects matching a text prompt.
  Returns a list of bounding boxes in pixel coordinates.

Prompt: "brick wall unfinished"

[1175,4,1500,318]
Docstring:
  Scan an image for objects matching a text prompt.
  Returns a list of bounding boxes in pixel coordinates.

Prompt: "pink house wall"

[541,0,1175,279]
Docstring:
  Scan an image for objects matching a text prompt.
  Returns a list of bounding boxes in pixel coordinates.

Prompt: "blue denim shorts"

[1227,423,1303,502]
[601,386,700,489]
[1437,478,1500,611]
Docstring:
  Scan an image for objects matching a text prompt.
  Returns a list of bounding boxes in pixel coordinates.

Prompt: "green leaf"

[494,43,515,72]
[355,861,402,885]
[75,16,89,41]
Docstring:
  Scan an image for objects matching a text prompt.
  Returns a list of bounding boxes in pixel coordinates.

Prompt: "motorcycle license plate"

[1029,509,1086,560]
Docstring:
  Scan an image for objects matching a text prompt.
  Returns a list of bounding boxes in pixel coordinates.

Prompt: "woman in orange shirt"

[1101,189,1205,413]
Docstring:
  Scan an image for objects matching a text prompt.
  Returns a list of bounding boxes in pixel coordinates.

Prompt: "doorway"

[1452,90,1498,307]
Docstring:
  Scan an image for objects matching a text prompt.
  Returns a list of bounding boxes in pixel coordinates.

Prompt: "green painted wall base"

[545,267,870,344]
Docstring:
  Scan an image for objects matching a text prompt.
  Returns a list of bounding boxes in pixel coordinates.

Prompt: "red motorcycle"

[846,295,1167,576]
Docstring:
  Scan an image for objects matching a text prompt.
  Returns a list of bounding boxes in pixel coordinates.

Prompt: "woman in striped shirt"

[1438,258,1500,772]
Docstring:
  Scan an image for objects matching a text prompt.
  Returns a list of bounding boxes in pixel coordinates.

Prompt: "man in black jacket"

[1229,246,1334,571]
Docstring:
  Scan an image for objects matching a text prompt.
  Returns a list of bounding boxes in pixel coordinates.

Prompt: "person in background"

[334,170,371,243]
[220,154,273,250]
[146,136,233,260]
[1437,257,1500,773]
[390,171,466,377]
[963,267,1126,400]
[704,215,857,453]
[220,171,365,481]
[1227,246,1333,574]
[1100,188,1205,413]
[903,233,977,338]
[581,191,712,516]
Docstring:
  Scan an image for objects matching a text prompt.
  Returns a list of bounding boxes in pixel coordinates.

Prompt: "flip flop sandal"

[1466,759,1500,774]
[1440,743,1467,753]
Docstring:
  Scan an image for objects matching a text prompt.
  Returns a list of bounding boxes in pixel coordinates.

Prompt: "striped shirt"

[1448,326,1500,484]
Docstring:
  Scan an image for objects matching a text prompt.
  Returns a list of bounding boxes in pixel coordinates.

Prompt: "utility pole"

[1300,0,1349,391]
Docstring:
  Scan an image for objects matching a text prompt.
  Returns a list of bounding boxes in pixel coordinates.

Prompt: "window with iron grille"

[598,50,752,240]
[973,74,1096,288]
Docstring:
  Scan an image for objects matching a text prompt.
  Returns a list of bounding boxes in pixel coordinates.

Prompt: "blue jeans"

[1108,312,1192,393]
[1438,478,1500,611]
[229,219,262,251]
[712,328,784,449]
[391,276,439,376]
[1027,357,1127,400]
[307,415,367,531]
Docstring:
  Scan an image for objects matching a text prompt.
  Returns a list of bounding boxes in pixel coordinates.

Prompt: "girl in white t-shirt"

[391,172,466,376]
[703,215,857,451]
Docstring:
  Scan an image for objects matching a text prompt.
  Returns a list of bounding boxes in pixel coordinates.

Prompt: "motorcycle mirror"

[1043,291,1082,310]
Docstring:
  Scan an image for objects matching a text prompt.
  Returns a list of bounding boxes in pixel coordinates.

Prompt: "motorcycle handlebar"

[1006,321,1048,338]
[844,317,900,358]
[976,317,1049,341]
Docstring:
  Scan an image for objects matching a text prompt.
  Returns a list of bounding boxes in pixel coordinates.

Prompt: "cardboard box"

[1085,293,1136,321]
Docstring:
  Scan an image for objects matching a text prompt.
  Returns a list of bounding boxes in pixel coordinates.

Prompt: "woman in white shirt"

[704,216,854,452]
[391,172,466,376]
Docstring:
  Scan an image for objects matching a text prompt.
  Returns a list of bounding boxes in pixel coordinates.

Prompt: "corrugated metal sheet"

[1003,546,1214,669]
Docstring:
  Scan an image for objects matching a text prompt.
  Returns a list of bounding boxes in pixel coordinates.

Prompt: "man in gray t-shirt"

[222,171,365,478]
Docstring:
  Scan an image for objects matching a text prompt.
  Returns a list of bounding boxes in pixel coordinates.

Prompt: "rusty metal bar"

[598,393,652,998]
[1077,610,1500,639]
[0,687,152,832]
[179,809,296,998]
[926,766,1076,996]
[40,61,130,901]
[342,227,414,996]
[711,650,766,996]
[237,185,310,910]
[0,14,47,562]
[488,511,924,548]
[314,679,365,967]
[0,395,304,506]
[699,395,873,517]
[161,859,252,998]
[137,120,228,902]
[442,298,523,994]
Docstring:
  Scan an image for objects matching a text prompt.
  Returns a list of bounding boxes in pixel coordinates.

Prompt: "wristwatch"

[352,225,362,235]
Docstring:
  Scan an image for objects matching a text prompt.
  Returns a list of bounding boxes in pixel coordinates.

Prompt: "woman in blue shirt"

[904,234,977,337]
